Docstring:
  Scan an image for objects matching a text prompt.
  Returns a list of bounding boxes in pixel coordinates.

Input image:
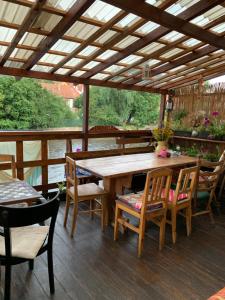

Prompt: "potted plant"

[208,112,225,140]
[152,124,173,154]
[172,110,192,136]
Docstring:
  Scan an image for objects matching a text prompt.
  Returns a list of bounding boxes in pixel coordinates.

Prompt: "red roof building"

[41,82,83,111]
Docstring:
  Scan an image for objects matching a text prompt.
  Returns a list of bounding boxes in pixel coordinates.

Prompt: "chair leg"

[138,219,146,258]
[71,203,78,237]
[4,264,11,300]
[114,204,120,241]
[28,260,34,271]
[207,194,215,224]
[159,214,166,251]
[47,248,55,294]
[171,209,177,244]
[63,193,71,227]
[186,206,192,237]
[101,196,106,232]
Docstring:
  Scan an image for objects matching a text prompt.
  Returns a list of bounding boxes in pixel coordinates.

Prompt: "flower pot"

[155,141,168,154]
[198,131,209,139]
[174,130,191,137]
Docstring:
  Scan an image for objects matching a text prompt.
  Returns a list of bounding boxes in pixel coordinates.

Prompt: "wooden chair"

[217,150,225,200]
[0,154,16,179]
[64,156,108,237]
[0,196,59,300]
[193,159,224,223]
[114,168,172,257]
[166,166,198,244]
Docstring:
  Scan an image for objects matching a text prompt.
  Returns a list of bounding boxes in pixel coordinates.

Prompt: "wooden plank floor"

[5,202,225,300]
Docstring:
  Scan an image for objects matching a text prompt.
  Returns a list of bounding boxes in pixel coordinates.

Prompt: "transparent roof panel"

[95,30,117,44]
[109,76,125,82]
[160,48,183,59]
[40,53,64,64]
[168,65,186,73]
[31,65,52,72]
[161,31,185,42]
[50,39,80,53]
[66,21,99,39]
[119,55,142,65]
[116,14,141,28]
[4,61,23,68]
[139,42,164,55]
[72,70,86,77]
[136,79,152,86]
[0,27,17,42]
[10,49,33,60]
[91,73,109,80]
[115,36,139,48]
[0,46,7,56]
[65,58,83,67]
[33,12,62,32]
[166,3,186,16]
[145,0,165,7]
[55,68,69,75]
[19,33,44,47]
[140,59,161,67]
[105,65,124,73]
[191,6,225,27]
[47,0,78,11]
[78,46,99,56]
[183,38,201,47]
[83,61,100,69]
[97,50,118,60]
[0,1,30,25]
[135,21,159,34]
[84,1,121,22]
[211,23,225,34]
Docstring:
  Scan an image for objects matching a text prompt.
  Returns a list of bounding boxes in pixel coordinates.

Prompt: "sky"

[209,75,225,84]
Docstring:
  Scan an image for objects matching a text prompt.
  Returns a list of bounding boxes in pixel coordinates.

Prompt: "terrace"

[1,0,225,299]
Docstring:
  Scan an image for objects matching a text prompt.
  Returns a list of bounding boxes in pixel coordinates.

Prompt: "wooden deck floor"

[6,203,225,300]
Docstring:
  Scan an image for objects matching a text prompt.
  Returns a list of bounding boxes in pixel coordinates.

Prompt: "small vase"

[155,141,168,154]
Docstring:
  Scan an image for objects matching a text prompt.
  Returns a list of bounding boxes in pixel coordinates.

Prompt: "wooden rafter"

[22,0,95,70]
[0,0,47,67]
[0,66,165,94]
[79,0,223,79]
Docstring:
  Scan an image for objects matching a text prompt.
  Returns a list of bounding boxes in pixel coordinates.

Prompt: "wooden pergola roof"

[1,0,225,93]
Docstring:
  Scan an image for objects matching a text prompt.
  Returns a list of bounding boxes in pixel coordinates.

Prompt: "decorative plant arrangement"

[152,120,174,155]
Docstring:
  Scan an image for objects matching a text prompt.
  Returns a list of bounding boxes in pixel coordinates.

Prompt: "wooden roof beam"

[80,0,224,79]
[0,0,48,67]
[22,0,95,70]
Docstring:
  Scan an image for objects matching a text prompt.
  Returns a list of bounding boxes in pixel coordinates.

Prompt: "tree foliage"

[0,77,75,129]
[74,86,160,128]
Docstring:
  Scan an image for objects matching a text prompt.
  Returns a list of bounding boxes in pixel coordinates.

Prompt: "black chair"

[0,195,59,300]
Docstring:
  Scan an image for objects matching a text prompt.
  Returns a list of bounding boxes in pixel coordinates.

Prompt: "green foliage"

[173,109,187,122]
[0,77,75,129]
[76,86,160,128]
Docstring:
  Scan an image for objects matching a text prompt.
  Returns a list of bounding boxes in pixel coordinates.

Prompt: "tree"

[75,86,160,128]
[0,77,75,129]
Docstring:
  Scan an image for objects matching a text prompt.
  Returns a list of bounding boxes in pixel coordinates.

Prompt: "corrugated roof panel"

[208,61,225,68]
[78,45,99,56]
[135,21,159,34]
[187,69,205,76]
[109,76,126,82]
[105,65,124,73]
[66,21,99,39]
[168,65,186,73]
[139,42,164,55]
[140,59,161,67]
[170,76,185,82]
[0,1,30,24]
[183,38,201,47]
[116,14,141,28]
[95,30,117,44]
[211,22,225,34]
[97,50,118,60]
[189,55,209,65]
[162,31,185,42]
[212,49,225,55]
[0,46,7,56]
[191,6,225,27]
[72,70,86,76]
[0,27,17,42]
[19,32,44,47]
[160,48,183,59]
[145,0,165,7]
[31,65,52,72]
[84,1,121,22]
[55,68,69,74]
[10,49,34,60]
[115,36,139,48]
[167,0,200,12]
[135,79,152,86]
[40,53,64,64]
[125,69,140,76]
[47,0,78,11]
[33,12,62,31]
[50,39,80,53]
[151,73,167,80]
[91,73,109,80]
[119,55,142,65]
[4,61,23,68]
[83,61,100,69]
[65,58,83,67]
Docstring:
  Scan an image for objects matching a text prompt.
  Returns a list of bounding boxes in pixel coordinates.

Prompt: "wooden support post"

[16,141,24,180]
[66,139,72,153]
[41,140,48,194]
[82,84,89,151]
[159,94,167,128]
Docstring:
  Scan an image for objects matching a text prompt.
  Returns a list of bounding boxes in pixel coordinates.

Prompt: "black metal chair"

[0,194,60,300]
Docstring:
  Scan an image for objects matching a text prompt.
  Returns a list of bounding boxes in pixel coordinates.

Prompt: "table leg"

[103,177,116,223]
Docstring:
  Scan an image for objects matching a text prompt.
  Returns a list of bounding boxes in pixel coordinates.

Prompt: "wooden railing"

[0,129,152,192]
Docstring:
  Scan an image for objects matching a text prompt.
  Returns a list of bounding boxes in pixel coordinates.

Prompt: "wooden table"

[0,180,41,205]
[76,153,197,221]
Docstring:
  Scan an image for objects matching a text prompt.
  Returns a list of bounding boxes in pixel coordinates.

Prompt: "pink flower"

[212,111,219,117]
[203,117,210,126]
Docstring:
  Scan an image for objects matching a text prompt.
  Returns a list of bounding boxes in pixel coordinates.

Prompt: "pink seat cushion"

[161,189,188,203]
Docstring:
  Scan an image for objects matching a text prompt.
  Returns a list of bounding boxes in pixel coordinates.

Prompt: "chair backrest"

[141,168,172,214]
[0,197,59,258]
[173,166,198,205]
[66,156,79,199]
[0,154,16,179]
[197,159,224,191]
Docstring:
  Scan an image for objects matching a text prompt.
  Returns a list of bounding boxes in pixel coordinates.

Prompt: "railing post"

[16,141,24,180]
[82,84,89,151]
